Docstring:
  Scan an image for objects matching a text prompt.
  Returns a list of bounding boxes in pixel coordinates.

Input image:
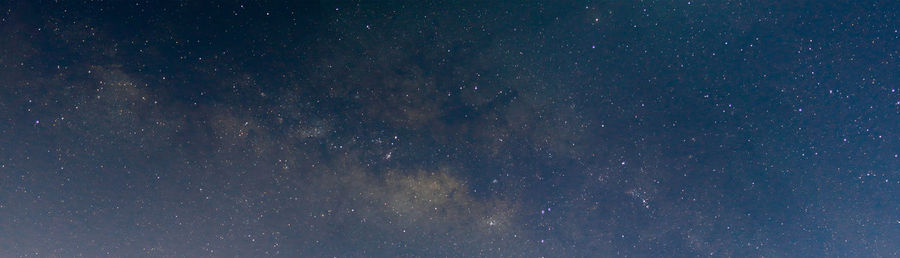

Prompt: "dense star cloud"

[1,1,898,257]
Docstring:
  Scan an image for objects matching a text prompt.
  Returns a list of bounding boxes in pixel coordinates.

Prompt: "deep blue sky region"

[1,1,898,257]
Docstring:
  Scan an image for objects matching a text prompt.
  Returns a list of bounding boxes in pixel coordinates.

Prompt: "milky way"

[1,1,898,257]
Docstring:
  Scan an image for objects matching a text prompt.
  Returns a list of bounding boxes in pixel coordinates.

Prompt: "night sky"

[1,1,899,257]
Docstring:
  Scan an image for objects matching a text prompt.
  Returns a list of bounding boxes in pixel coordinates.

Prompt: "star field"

[1,1,898,257]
